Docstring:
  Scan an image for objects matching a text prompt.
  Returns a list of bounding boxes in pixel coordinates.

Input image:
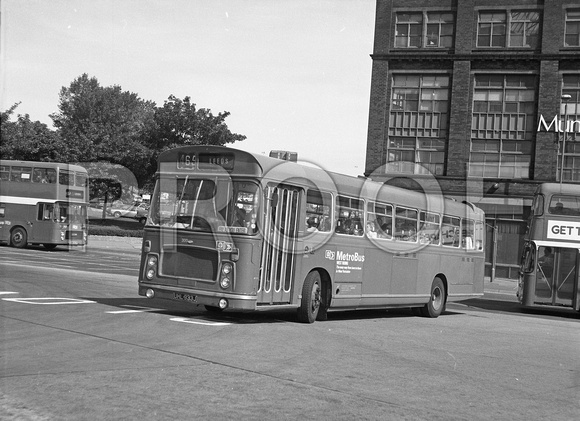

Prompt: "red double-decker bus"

[519,183,580,312]
[0,160,88,249]
[138,146,485,323]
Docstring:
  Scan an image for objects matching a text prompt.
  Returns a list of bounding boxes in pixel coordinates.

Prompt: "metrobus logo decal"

[547,220,580,241]
[325,250,366,262]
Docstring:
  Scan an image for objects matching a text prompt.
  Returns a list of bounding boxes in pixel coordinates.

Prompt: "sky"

[0,0,376,177]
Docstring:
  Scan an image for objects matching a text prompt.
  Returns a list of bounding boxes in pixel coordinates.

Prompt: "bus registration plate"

[173,293,197,303]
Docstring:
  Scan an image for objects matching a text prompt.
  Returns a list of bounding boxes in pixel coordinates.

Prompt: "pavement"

[483,276,519,301]
[87,235,143,251]
[86,235,520,301]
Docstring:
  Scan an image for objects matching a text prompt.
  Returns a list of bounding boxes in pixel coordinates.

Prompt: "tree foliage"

[0,73,246,191]
[1,104,66,162]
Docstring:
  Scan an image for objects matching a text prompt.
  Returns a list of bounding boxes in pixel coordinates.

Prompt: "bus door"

[31,203,56,243]
[258,185,301,305]
[535,246,578,307]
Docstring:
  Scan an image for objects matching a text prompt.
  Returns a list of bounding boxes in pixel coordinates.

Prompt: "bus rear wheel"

[10,227,28,249]
[420,277,446,318]
[297,271,321,323]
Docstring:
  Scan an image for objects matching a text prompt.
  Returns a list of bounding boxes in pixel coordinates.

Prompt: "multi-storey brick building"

[365,0,580,279]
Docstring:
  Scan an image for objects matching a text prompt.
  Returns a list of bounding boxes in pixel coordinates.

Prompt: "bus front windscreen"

[150,177,259,234]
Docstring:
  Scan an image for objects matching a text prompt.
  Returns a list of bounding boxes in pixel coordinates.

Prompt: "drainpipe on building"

[491,222,498,283]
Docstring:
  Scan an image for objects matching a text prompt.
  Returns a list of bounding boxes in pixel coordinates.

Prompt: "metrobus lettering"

[336,251,365,262]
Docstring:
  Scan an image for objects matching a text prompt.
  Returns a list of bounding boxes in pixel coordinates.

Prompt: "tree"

[149,95,246,150]
[1,103,66,161]
[50,73,156,169]
[140,95,246,190]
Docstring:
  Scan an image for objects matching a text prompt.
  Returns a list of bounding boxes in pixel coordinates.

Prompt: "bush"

[89,218,143,237]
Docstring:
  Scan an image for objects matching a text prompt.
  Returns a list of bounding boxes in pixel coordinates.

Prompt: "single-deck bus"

[138,146,485,323]
[518,183,580,312]
[0,160,88,249]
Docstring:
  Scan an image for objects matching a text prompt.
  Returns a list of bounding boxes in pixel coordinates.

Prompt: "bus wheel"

[10,227,28,249]
[297,271,321,323]
[43,244,57,250]
[420,277,446,318]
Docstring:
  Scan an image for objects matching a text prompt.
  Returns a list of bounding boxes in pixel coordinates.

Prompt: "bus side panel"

[1,203,34,245]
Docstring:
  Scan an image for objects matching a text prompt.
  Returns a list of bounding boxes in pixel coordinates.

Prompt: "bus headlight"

[220,277,231,289]
[219,262,233,289]
[145,254,158,280]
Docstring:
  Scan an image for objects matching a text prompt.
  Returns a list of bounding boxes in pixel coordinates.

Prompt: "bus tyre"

[10,227,28,249]
[420,277,446,318]
[298,271,321,323]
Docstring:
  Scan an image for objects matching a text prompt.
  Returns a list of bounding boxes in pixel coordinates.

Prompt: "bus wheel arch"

[297,269,329,323]
[10,226,28,248]
[419,275,447,318]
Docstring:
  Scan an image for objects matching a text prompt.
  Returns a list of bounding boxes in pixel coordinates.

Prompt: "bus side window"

[336,196,363,236]
[305,190,331,233]
[475,222,484,250]
[461,219,475,250]
[10,166,31,182]
[59,170,71,185]
[395,206,417,242]
[0,204,5,218]
[1,166,10,181]
[367,202,392,239]
[441,216,460,247]
[419,211,440,245]
[37,203,55,221]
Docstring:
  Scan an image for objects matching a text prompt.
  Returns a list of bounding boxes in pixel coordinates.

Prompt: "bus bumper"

[138,284,257,310]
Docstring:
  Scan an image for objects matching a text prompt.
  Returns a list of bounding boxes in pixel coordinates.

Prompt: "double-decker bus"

[0,160,89,249]
[138,146,485,323]
[518,183,580,312]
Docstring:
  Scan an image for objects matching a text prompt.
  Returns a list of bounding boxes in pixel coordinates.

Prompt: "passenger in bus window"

[306,216,319,232]
[366,220,378,238]
[551,202,565,214]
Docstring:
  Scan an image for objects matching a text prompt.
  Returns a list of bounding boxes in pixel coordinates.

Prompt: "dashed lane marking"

[170,317,231,326]
[105,305,162,314]
[2,297,96,305]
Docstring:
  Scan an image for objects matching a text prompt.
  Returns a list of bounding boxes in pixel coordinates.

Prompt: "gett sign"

[547,220,580,241]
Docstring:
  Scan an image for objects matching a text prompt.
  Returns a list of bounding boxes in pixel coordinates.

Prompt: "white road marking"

[170,317,231,326]
[0,291,19,295]
[106,305,161,314]
[2,297,96,305]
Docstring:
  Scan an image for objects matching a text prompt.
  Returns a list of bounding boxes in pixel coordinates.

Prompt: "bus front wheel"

[10,227,28,249]
[420,277,446,318]
[297,271,321,323]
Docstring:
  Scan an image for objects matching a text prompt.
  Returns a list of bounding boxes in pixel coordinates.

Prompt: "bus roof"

[0,159,88,173]
[535,183,580,196]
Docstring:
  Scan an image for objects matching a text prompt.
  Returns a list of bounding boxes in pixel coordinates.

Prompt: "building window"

[387,75,449,175]
[565,9,580,47]
[469,75,536,179]
[477,10,539,48]
[510,11,540,48]
[395,12,454,49]
[558,74,580,182]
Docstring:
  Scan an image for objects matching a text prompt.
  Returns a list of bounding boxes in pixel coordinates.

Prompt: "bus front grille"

[160,246,218,281]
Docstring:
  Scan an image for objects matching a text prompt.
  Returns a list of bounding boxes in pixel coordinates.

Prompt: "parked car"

[110,202,149,224]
